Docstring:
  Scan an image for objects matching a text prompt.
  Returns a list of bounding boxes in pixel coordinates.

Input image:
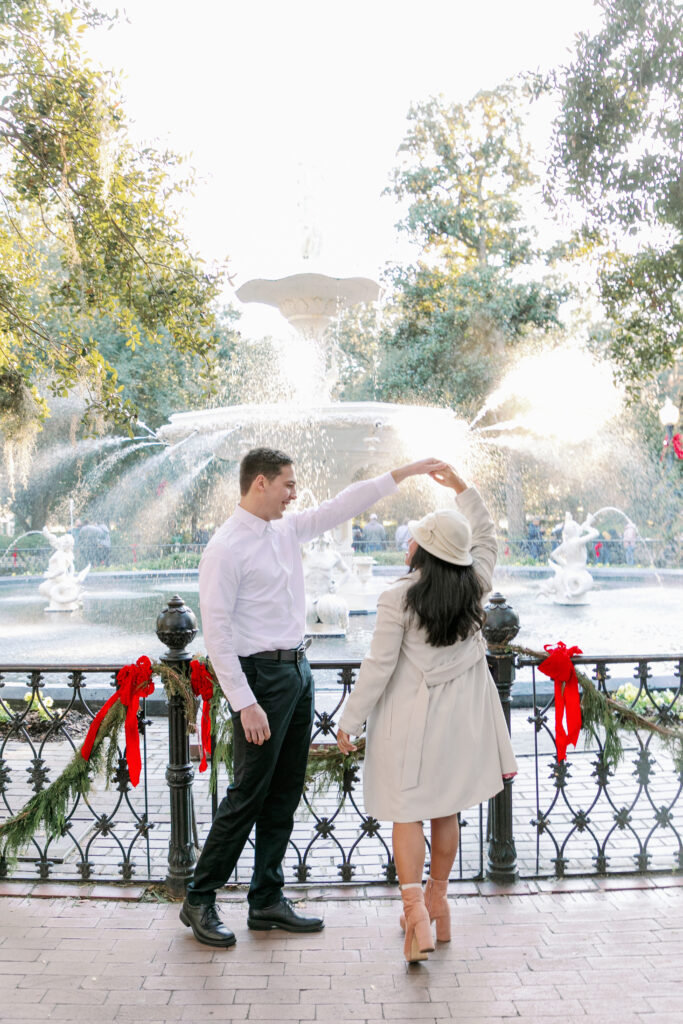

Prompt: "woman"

[337,464,517,963]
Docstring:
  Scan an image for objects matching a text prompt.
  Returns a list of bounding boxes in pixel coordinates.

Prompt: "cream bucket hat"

[408,509,473,566]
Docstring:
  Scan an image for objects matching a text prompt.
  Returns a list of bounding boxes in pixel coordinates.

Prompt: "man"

[180,447,446,947]
[394,518,411,552]
[526,517,544,561]
[623,520,637,565]
[362,512,387,552]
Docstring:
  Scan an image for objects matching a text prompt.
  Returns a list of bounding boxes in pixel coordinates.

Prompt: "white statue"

[38,527,90,612]
[303,533,349,631]
[541,512,599,605]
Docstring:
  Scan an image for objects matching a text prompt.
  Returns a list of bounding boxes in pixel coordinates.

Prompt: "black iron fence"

[519,652,683,877]
[1,593,681,888]
[0,666,154,882]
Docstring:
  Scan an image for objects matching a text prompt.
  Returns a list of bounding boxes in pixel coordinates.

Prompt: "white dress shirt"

[199,472,398,711]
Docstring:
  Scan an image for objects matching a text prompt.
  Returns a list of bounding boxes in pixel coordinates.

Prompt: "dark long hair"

[403,544,486,647]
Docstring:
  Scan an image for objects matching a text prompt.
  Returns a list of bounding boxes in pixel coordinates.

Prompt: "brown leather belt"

[246,640,311,664]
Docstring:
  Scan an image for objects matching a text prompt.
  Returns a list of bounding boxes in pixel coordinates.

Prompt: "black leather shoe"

[247,896,324,932]
[180,899,236,947]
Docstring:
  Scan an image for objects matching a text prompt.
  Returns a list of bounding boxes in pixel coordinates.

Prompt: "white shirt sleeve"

[198,544,257,712]
[292,472,398,545]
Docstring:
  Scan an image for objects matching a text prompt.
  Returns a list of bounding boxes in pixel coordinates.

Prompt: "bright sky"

[89,0,604,335]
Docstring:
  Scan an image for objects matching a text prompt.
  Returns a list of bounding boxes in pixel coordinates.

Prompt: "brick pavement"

[1,877,682,1023]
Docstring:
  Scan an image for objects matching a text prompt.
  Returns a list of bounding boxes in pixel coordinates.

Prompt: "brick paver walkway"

[1,877,681,1023]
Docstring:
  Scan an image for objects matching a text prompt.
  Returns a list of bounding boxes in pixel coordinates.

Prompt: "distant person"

[395,518,411,552]
[363,513,386,552]
[526,518,544,560]
[607,527,621,564]
[623,521,637,565]
[352,522,365,553]
[550,522,563,552]
[97,523,111,566]
[75,522,100,570]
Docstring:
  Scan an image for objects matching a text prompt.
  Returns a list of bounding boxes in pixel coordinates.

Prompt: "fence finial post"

[483,592,519,883]
[157,595,198,895]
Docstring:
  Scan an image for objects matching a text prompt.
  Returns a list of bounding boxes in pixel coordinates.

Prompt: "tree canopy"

[0,0,229,452]
[546,0,683,394]
[356,84,567,413]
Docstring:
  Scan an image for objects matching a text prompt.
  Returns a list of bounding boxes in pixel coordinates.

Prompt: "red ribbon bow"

[81,656,155,786]
[538,641,583,762]
[190,660,214,772]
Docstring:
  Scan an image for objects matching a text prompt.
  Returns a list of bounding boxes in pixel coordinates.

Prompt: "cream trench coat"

[338,487,518,823]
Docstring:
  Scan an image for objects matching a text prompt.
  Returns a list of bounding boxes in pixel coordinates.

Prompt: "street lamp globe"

[658,397,680,428]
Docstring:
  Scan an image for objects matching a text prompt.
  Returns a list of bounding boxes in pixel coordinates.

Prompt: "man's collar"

[233,504,271,535]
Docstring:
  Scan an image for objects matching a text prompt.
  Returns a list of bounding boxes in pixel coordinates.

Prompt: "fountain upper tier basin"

[236,273,380,338]
[158,401,468,491]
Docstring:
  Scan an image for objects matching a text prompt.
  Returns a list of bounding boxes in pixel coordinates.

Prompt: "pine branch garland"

[305,739,366,798]
[0,702,125,860]
[6,643,679,861]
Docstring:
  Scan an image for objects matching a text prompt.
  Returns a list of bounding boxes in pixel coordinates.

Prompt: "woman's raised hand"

[429,464,468,494]
[336,729,357,755]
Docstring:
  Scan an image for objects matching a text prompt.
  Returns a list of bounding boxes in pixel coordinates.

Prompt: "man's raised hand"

[391,458,448,484]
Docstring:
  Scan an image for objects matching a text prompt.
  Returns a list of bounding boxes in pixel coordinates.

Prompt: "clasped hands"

[392,458,467,494]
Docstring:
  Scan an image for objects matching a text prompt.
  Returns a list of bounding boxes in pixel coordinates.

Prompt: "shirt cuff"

[218,675,257,713]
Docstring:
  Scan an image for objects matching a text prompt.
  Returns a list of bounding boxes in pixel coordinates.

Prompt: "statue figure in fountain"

[38,527,90,612]
[303,533,350,632]
[541,512,599,605]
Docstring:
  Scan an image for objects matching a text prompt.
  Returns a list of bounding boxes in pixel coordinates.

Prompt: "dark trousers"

[186,655,314,909]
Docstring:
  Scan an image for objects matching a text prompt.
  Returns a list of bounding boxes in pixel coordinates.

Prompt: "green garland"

[0,660,190,862]
[204,679,364,799]
[6,643,676,861]
[0,656,362,860]
[511,644,683,772]
[0,701,126,861]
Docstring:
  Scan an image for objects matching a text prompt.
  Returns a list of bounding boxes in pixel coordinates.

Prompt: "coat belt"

[401,635,487,791]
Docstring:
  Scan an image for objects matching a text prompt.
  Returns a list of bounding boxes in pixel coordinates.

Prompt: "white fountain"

[541,512,599,605]
[157,239,466,569]
[38,527,90,612]
[303,533,350,635]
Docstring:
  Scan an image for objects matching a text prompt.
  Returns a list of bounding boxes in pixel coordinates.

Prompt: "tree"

[332,304,384,402]
[379,83,567,414]
[546,0,683,394]
[90,308,240,429]
[0,0,229,448]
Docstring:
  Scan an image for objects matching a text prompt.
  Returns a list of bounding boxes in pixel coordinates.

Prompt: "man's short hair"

[239,447,294,495]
